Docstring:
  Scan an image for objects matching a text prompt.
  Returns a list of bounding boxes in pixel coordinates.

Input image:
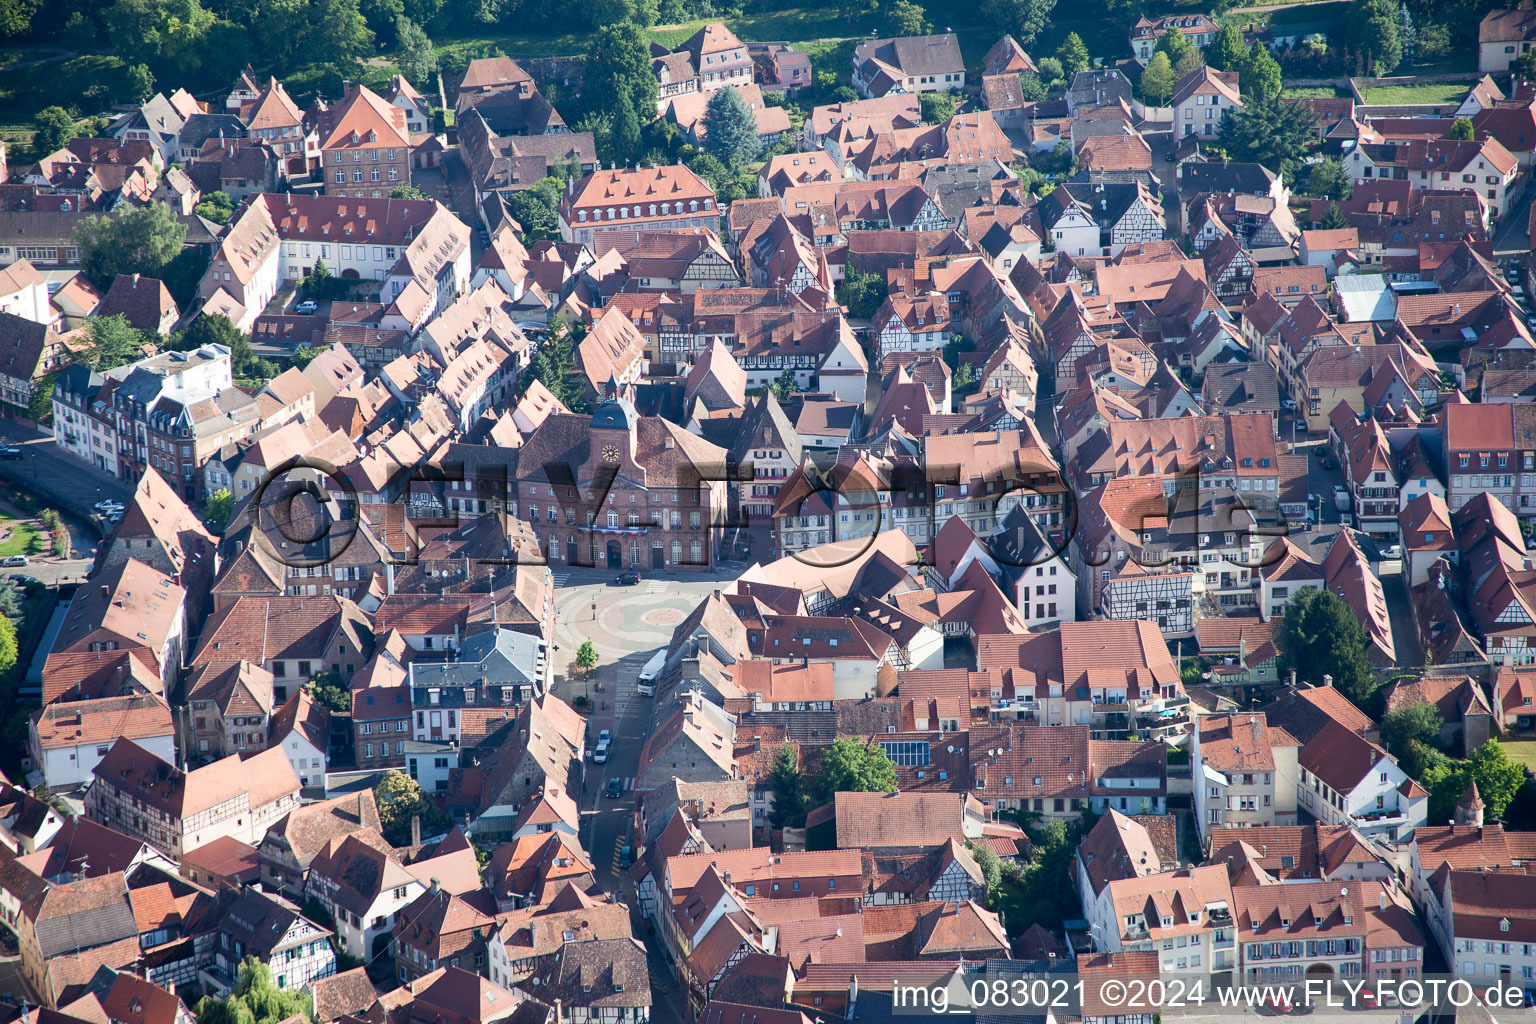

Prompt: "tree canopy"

[1449,117,1475,140]
[768,742,807,828]
[836,267,888,319]
[1217,96,1318,180]
[1204,22,1246,71]
[885,0,929,35]
[1347,0,1403,75]
[815,738,898,799]
[374,770,452,845]
[978,0,1057,47]
[1423,740,1528,824]
[1153,24,1192,65]
[75,203,188,289]
[32,106,79,156]
[702,86,762,167]
[194,957,312,1024]
[584,23,657,137]
[1275,587,1377,705]
[1140,51,1174,105]
[1306,157,1353,200]
[1055,33,1091,76]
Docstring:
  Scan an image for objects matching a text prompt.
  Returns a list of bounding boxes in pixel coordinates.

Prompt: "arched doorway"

[606,540,622,569]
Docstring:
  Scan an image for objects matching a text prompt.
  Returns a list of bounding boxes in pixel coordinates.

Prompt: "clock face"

[601,444,621,463]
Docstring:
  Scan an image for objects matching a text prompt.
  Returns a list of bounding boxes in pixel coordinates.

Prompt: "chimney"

[430,877,441,894]
[753,736,761,753]
[411,814,422,846]
[1379,890,1387,911]
[1322,673,1333,688]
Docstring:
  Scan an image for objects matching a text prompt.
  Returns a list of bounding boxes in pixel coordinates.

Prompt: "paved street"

[0,420,132,524]
[547,565,746,888]
[544,564,742,1020]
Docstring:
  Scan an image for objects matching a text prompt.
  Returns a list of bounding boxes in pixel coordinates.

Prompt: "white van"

[637,650,664,696]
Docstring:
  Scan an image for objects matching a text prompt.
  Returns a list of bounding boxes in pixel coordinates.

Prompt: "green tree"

[1153,24,1191,67]
[1018,71,1045,101]
[31,106,79,157]
[126,63,156,104]
[1275,587,1377,705]
[389,184,431,200]
[508,177,564,243]
[1398,1,1415,59]
[27,372,58,423]
[1380,701,1442,761]
[768,742,807,828]
[1173,46,1205,79]
[0,615,17,680]
[769,368,800,399]
[1347,0,1402,75]
[195,190,236,225]
[1306,157,1352,200]
[1423,740,1529,824]
[1140,51,1175,105]
[919,89,958,126]
[1322,202,1348,229]
[978,0,1056,47]
[1035,56,1064,86]
[969,840,1003,898]
[74,203,188,289]
[836,267,888,318]
[205,488,235,531]
[373,770,452,845]
[82,315,152,372]
[575,639,598,675]
[306,258,335,299]
[1204,22,1246,71]
[193,957,313,1024]
[394,15,438,84]
[584,23,658,133]
[1238,42,1282,103]
[0,0,39,37]
[1449,117,1475,140]
[175,313,274,383]
[312,0,376,76]
[1218,96,1319,179]
[885,0,928,34]
[836,0,877,25]
[1416,22,1450,59]
[304,669,350,713]
[702,86,760,167]
[101,0,216,72]
[291,345,321,369]
[815,738,898,800]
[1056,32,1091,76]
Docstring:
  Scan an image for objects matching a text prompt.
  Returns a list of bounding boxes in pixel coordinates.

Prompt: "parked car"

[2,555,28,567]
[593,741,609,764]
[606,777,623,798]
[1379,544,1402,559]
[615,572,640,586]
[598,729,611,746]
[295,300,318,315]
[1332,484,1350,511]
[619,845,633,869]
[0,446,21,459]
[12,574,39,587]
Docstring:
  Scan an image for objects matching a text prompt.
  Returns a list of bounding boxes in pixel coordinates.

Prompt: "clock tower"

[588,394,639,473]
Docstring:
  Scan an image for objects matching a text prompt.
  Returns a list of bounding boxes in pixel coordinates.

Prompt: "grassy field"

[0,517,40,559]
[1501,739,1536,771]
[1363,81,1476,105]
[1283,85,1350,98]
